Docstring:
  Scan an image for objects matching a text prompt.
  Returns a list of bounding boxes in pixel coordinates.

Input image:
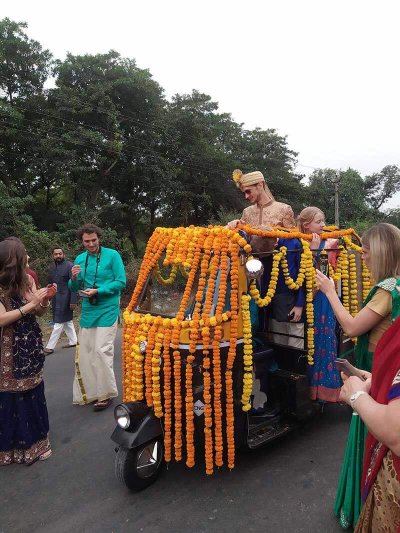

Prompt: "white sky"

[2,0,400,208]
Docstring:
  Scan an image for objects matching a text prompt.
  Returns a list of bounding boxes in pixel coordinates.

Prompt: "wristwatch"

[350,390,367,411]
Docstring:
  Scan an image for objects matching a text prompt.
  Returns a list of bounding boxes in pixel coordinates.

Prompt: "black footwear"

[93,398,112,411]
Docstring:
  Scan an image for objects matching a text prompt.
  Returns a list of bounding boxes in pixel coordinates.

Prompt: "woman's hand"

[289,306,303,322]
[46,283,57,299]
[310,233,321,250]
[316,269,335,295]
[31,287,50,306]
[339,375,371,405]
[360,370,372,381]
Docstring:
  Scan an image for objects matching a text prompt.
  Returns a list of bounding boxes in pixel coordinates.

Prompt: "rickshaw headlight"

[139,340,147,354]
[114,404,130,429]
[245,258,264,280]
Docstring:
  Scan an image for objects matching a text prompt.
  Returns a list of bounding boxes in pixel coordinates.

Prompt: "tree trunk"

[46,184,51,209]
[125,211,138,254]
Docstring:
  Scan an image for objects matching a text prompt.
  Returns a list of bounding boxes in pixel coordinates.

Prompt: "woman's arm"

[340,375,400,455]
[316,270,384,337]
[26,279,52,317]
[0,286,49,327]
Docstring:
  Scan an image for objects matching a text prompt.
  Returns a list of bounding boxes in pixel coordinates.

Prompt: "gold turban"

[232,169,275,201]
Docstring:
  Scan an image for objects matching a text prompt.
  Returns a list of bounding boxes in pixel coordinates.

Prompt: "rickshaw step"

[247,419,295,449]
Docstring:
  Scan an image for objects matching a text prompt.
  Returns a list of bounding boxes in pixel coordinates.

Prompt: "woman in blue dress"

[0,238,55,465]
[298,207,341,402]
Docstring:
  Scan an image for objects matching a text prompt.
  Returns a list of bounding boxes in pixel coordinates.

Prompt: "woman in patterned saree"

[316,223,400,529]
[0,238,56,465]
[341,315,400,532]
[298,207,341,402]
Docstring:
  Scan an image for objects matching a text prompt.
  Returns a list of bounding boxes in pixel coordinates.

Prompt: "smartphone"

[78,290,90,298]
[319,253,329,277]
[335,358,367,381]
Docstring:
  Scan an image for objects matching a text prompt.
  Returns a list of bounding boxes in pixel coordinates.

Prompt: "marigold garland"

[280,246,307,290]
[226,240,240,469]
[241,294,253,411]
[162,326,173,462]
[249,250,283,307]
[341,248,350,312]
[154,262,178,285]
[348,252,359,316]
[123,224,366,475]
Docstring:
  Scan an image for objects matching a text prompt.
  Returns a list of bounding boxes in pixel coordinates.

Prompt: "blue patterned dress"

[0,289,50,465]
[308,240,341,402]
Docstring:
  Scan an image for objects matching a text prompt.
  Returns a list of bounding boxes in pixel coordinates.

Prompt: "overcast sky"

[3,0,400,208]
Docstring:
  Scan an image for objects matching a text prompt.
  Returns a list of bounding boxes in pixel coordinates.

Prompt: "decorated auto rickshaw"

[111,224,370,490]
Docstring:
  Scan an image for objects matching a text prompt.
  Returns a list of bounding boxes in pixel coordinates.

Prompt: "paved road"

[2,332,350,533]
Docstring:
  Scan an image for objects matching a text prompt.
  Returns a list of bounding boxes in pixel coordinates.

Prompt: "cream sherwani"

[241,200,295,228]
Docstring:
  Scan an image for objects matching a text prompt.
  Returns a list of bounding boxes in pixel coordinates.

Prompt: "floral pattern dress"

[0,290,50,465]
[308,240,341,402]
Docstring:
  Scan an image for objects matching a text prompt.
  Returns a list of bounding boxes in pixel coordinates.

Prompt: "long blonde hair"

[361,223,400,283]
[297,207,325,233]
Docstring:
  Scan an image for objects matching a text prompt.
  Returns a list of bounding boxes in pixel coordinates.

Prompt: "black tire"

[115,439,164,491]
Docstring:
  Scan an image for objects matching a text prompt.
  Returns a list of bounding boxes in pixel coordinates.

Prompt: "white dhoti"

[73,322,119,405]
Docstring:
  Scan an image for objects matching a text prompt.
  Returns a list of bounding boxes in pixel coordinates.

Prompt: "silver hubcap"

[136,441,162,479]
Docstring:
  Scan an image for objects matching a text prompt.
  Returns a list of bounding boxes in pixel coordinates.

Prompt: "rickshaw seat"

[252,346,275,364]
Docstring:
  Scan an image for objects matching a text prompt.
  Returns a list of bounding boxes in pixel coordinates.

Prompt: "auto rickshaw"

[111,224,369,490]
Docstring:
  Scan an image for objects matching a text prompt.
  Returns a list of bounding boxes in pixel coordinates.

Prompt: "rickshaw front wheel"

[115,439,164,491]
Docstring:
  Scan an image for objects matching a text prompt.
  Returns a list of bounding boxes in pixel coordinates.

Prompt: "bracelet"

[39,302,50,309]
[18,307,26,317]
[350,390,367,413]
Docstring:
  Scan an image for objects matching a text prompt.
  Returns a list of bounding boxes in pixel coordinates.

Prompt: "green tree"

[232,127,305,214]
[364,165,400,210]
[305,168,376,226]
[160,91,242,226]
[0,18,52,104]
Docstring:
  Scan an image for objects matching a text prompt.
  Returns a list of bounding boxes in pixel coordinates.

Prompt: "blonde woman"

[298,207,341,402]
[316,223,400,529]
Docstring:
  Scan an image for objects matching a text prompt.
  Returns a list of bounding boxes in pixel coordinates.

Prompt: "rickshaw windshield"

[136,258,231,318]
[136,265,195,317]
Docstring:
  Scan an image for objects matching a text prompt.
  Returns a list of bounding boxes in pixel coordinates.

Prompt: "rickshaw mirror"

[139,340,147,354]
[245,258,264,280]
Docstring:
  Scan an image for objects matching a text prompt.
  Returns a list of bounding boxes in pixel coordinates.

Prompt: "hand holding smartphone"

[335,358,367,381]
[78,290,90,298]
[71,265,81,281]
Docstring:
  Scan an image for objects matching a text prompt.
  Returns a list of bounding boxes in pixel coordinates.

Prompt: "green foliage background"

[0,18,399,283]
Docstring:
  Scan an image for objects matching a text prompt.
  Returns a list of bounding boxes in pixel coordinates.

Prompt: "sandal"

[93,399,112,411]
[39,449,52,461]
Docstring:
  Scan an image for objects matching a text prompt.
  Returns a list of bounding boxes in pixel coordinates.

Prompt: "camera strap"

[82,246,101,289]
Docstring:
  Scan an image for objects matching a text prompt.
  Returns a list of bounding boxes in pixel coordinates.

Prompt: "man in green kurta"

[69,224,126,410]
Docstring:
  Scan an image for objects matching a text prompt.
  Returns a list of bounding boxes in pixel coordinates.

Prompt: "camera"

[89,285,98,306]
[78,286,98,305]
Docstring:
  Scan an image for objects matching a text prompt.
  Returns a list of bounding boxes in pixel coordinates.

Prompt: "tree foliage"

[0,18,398,282]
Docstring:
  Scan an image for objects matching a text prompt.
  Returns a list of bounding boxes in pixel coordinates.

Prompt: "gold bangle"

[39,302,50,309]
[18,307,25,317]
